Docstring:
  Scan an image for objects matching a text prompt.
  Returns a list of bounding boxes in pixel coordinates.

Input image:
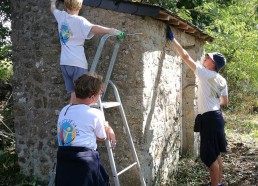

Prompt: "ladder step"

[91,101,121,109]
[117,162,137,176]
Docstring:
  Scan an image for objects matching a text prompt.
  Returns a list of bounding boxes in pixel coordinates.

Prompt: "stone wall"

[11,0,204,185]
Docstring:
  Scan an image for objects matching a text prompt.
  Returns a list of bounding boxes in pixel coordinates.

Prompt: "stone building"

[11,0,212,185]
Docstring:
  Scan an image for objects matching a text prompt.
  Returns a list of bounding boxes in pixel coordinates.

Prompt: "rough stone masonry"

[11,0,204,185]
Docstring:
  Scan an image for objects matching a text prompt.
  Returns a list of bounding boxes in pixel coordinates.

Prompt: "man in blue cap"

[167,26,228,186]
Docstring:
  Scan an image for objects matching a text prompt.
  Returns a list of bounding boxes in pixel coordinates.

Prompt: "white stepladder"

[48,34,146,186]
[90,34,146,186]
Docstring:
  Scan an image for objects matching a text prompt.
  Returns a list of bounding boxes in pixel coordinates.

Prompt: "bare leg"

[209,159,220,186]
[70,92,76,103]
[217,155,223,183]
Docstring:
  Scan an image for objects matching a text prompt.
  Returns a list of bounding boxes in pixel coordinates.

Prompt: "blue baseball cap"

[207,52,226,72]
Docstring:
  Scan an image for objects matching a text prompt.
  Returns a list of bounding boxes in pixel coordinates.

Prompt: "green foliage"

[0,58,12,80]
[0,151,18,181]
[203,0,258,112]
[176,0,213,29]
[134,0,178,11]
[0,0,12,80]
[0,0,11,47]
[0,151,45,186]
[140,0,258,112]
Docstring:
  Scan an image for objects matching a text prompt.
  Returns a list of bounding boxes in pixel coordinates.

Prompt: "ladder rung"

[91,101,121,109]
[117,162,137,176]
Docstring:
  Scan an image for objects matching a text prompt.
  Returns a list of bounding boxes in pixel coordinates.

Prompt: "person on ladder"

[167,26,228,186]
[50,0,126,103]
[56,73,117,186]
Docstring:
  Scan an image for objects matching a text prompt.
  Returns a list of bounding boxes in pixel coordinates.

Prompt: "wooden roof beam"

[168,19,180,25]
[184,27,196,34]
[158,12,170,21]
[176,23,189,30]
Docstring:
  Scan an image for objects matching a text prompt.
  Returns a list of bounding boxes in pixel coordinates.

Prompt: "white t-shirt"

[53,9,94,69]
[195,63,228,114]
[57,104,106,150]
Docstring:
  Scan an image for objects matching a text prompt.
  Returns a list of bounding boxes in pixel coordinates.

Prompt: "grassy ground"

[175,111,258,186]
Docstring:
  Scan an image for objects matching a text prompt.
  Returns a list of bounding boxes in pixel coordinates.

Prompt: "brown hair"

[64,0,83,11]
[74,74,103,99]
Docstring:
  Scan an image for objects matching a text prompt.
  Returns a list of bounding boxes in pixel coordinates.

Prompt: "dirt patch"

[223,140,258,185]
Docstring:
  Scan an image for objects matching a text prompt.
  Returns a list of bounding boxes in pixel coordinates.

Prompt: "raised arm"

[50,0,57,13]
[167,26,197,72]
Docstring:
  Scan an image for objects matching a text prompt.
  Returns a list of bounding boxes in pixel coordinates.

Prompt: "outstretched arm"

[167,26,197,72]
[50,0,57,13]
[91,25,126,40]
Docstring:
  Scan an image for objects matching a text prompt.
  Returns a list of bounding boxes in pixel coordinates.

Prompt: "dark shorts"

[200,110,227,167]
[56,146,110,186]
[61,65,88,93]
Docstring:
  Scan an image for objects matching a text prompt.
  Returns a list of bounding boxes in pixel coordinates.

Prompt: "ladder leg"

[103,41,120,90]
[108,81,146,186]
[105,140,120,186]
[90,34,112,73]
[89,34,146,185]
[98,100,120,186]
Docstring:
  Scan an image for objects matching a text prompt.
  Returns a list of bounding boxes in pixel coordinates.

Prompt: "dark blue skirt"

[56,146,110,186]
[200,110,227,167]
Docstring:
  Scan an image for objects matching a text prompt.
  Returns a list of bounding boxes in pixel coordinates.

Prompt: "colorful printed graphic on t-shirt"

[57,119,76,146]
[59,23,71,45]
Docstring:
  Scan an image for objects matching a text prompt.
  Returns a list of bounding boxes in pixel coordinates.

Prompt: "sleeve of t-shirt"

[94,109,106,139]
[80,17,94,39]
[195,63,209,79]
[221,81,228,96]
[53,9,62,22]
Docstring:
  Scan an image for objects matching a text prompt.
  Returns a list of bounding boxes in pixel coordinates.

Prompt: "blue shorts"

[61,65,88,93]
[200,110,227,167]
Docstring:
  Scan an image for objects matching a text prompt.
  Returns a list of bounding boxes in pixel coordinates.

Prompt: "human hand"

[167,26,174,41]
[110,28,126,40]
[105,125,116,149]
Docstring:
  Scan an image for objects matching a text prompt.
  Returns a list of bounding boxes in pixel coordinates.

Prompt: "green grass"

[225,112,258,146]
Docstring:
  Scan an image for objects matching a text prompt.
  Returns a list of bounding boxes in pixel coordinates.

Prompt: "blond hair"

[64,0,83,11]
